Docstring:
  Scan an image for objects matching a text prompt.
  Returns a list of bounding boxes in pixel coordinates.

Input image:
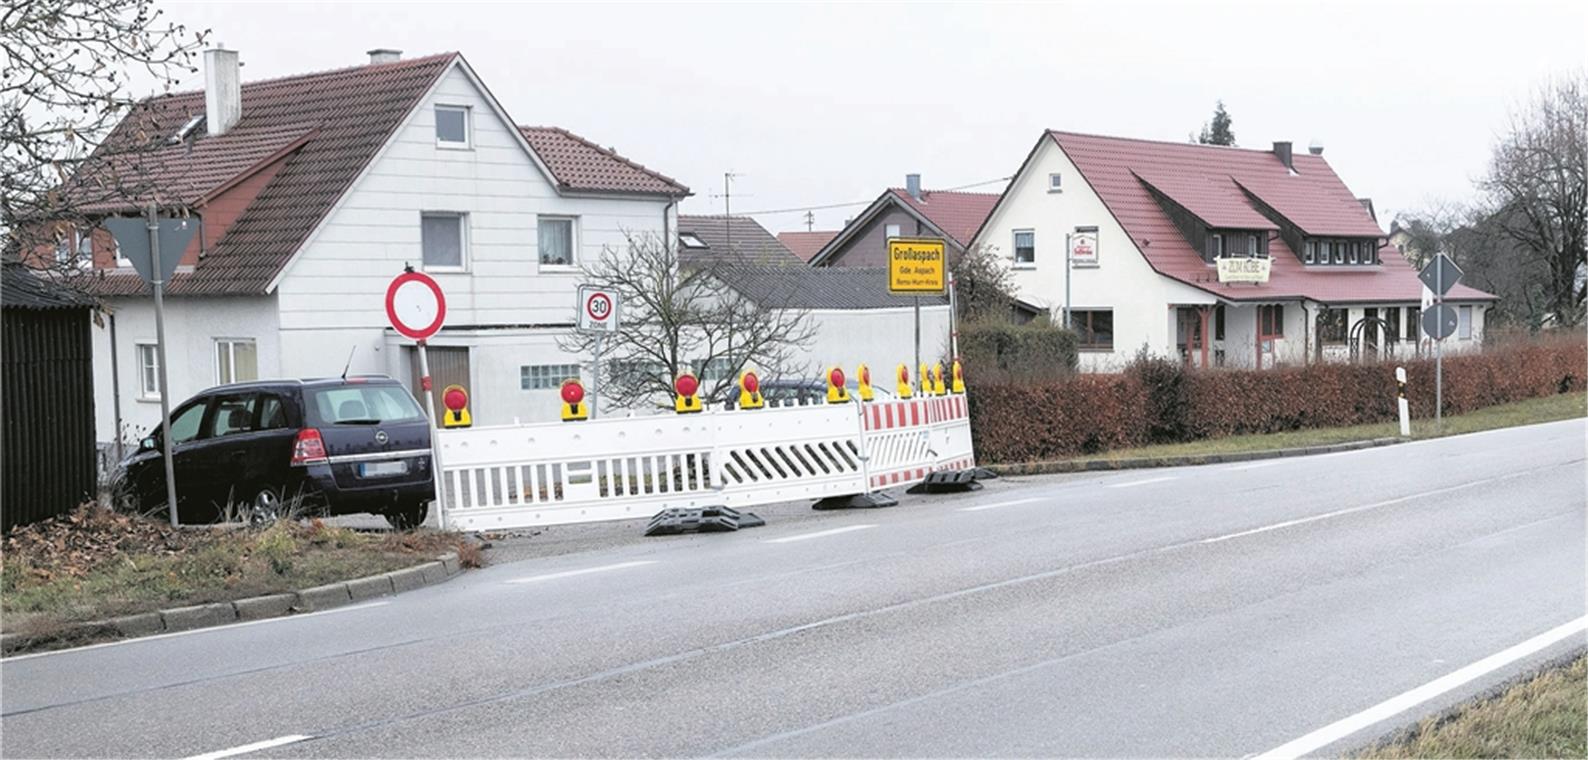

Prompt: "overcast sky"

[160,0,1584,234]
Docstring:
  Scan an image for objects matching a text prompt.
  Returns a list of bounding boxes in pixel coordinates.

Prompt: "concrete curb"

[0,551,463,657]
[985,437,1406,477]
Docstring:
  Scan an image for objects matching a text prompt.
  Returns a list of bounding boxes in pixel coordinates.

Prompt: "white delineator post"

[1395,366,1410,437]
[416,340,447,530]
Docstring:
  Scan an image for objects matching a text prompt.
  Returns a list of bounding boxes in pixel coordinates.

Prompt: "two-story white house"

[972,131,1498,371]
[70,48,690,447]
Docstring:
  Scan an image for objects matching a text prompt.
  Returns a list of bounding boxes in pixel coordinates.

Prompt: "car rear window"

[306,384,424,426]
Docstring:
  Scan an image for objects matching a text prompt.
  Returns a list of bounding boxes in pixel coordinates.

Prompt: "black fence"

[2,305,98,531]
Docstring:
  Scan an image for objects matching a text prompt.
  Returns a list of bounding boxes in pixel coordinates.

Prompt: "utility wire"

[734,175,1013,216]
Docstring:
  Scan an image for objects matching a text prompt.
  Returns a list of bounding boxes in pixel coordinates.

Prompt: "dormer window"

[1303,237,1383,265]
[679,233,707,249]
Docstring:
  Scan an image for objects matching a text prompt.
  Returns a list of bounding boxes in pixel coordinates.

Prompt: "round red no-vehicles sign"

[385,271,447,340]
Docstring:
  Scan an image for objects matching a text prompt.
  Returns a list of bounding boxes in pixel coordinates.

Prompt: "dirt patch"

[2,504,474,636]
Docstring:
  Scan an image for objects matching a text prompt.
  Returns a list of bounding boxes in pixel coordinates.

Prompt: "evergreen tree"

[1196,101,1237,146]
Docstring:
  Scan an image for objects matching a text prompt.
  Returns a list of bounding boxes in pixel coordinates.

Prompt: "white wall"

[973,137,1214,372]
[92,295,280,443]
[801,305,954,380]
[271,61,673,383]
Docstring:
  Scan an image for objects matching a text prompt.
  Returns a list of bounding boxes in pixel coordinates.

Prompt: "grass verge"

[1358,654,1587,758]
[1,507,474,638]
[1065,392,1586,464]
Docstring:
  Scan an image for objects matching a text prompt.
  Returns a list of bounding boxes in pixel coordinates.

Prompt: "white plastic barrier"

[435,395,976,531]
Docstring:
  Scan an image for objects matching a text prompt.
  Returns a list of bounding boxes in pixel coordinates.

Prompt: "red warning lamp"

[674,371,703,414]
[825,366,849,403]
[440,384,471,428]
[742,372,759,394]
[560,380,585,405]
[560,378,588,422]
[675,373,699,398]
[443,387,467,412]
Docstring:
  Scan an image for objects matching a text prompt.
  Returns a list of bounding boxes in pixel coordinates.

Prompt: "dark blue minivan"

[121,375,435,528]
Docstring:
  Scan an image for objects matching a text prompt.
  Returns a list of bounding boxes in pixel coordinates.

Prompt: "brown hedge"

[968,338,1585,463]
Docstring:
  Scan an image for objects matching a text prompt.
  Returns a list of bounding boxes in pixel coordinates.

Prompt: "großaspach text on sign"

[888,237,946,294]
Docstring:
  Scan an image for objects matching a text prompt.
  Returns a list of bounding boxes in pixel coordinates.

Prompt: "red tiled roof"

[518,126,689,197]
[886,188,1001,247]
[83,53,458,296]
[1048,131,1495,302]
[777,230,840,263]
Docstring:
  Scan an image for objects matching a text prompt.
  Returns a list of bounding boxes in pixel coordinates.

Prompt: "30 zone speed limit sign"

[577,284,620,333]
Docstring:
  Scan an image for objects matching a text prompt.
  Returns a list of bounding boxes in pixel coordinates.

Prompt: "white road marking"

[2,602,391,662]
[1106,476,1175,489]
[505,560,655,584]
[959,497,1045,512]
[1201,474,1509,544]
[764,524,876,544]
[184,734,311,760]
[1253,615,1588,760]
[1225,459,1289,471]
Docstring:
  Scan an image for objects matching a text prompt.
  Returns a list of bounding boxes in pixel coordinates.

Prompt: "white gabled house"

[972,131,1498,371]
[69,49,690,446]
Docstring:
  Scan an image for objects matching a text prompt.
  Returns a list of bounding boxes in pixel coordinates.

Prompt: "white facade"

[974,138,1214,371]
[802,305,954,378]
[974,138,1487,372]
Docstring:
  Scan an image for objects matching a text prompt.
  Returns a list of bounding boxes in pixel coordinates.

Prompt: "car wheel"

[244,486,290,524]
[385,501,428,531]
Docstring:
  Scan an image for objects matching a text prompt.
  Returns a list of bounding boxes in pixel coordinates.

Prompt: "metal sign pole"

[1064,232,1072,328]
[913,295,921,381]
[417,340,447,530]
[147,203,180,528]
[1434,255,1443,432]
[591,332,604,420]
[947,271,959,359]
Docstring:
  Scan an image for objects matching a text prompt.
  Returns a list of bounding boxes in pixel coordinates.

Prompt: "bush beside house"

[969,338,1585,463]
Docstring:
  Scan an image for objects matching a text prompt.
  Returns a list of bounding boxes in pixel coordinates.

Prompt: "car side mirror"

[139,436,157,452]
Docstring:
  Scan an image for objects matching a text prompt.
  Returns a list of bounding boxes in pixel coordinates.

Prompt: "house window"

[215,339,258,385]
[1458,305,1473,340]
[137,343,161,398]
[435,105,470,148]
[1214,304,1226,341]
[521,364,581,390]
[1385,307,1402,343]
[1207,233,1224,261]
[1317,307,1348,344]
[1247,234,1261,258]
[1013,230,1035,267]
[420,213,466,270]
[1333,241,1345,264]
[1048,173,1063,192]
[1259,305,1285,338]
[1347,242,1359,265]
[1363,244,1378,265]
[1069,309,1114,350]
[679,233,707,249]
[885,224,901,239]
[1405,306,1421,341]
[538,216,576,267]
[1304,240,1316,264]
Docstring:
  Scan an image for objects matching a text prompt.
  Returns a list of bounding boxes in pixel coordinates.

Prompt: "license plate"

[359,460,407,477]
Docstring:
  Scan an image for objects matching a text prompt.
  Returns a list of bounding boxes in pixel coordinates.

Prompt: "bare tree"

[557,232,816,410]
[2,0,207,278]
[950,243,1016,324]
[1480,75,1587,327]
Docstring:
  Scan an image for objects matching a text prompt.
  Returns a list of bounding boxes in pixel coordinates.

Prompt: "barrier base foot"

[644,506,765,536]
[811,491,898,510]
[907,469,990,494]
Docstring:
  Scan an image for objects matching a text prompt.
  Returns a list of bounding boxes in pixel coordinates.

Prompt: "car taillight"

[292,428,327,466]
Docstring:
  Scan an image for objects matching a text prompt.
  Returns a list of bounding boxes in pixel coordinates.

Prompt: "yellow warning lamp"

[856,363,875,402]
[738,369,764,410]
[559,378,588,422]
[919,362,931,396]
[932,362,947,396]
[441,384,473,428]
[825,366,850,403]
[896,363,914,399]
[675,372,703,414]
[950,359,966,394]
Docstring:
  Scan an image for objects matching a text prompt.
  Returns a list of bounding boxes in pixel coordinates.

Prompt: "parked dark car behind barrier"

[120,375,435,528]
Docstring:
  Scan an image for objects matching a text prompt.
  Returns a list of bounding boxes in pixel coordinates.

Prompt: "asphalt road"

[3,419,1584,758]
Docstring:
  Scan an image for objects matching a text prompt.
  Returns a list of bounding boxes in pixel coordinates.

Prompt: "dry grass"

[1359,655,1587,758]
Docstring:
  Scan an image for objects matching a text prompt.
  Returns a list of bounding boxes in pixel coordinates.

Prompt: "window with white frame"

[434,105,470,148]
[538,216,576,267]
[1304,240,1316,264]
[679,233,707,249]
[1458,305,1473,340]
[1332,241,1345,264]
[420,212,466,270]
[1013,230,1035,267]
[137,343,161,398]
[521,364,581,390]
[1048,173,1063,192]
[884,224,901,240]
[215,339,258,384]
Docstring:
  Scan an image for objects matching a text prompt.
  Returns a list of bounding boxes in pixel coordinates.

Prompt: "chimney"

[1272,141,1294,173]
[1308,139,1325,155]
[905,173,923,201]
[203,47,241,136]
[367,48,402,65]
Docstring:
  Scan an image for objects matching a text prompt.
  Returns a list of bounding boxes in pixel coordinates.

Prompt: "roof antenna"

[341,344,357,380]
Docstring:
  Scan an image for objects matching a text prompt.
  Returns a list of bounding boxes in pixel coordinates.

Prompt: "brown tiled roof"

[518,126,689,197]
[777,230,840,263]
[886,189,1002,247]
[678,215,803,267]
[1047,130,1496,302]
[83,53,457,296]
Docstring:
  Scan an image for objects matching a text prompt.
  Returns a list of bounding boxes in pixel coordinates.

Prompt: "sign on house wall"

[887,238,946,294]
[1070,226,1099,267]
[1217,257,1271,284]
